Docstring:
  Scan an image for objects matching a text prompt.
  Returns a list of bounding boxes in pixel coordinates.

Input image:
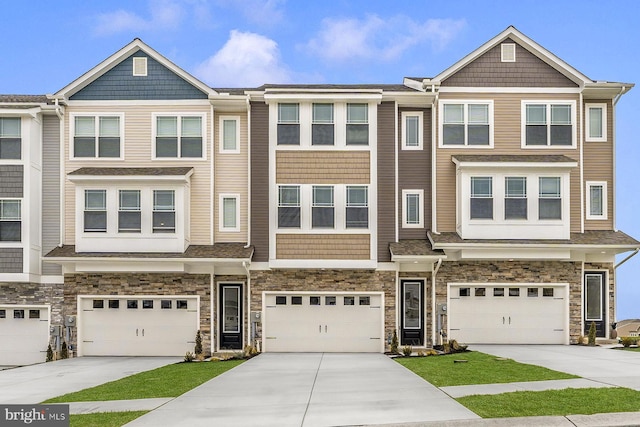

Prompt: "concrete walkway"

[441,377,614,398]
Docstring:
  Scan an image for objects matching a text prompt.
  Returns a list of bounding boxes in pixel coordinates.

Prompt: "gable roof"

[51,38,215,100]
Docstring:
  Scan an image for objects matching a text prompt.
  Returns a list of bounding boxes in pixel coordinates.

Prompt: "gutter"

[432,257,443,346]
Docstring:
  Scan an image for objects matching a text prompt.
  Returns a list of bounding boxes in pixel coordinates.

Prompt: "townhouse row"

[1,26,638,363]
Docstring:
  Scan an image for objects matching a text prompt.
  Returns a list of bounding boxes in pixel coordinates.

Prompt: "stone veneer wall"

[213,275,248,351]
[398,272,432,347]
[584,262,615,337]
[64,273,211,355]
[434,261,583,343]
[250,269,396,349]
[0,282,64,325]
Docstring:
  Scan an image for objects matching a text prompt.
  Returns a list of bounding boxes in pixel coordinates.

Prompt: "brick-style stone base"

[250,269,396,349]
[0,282,64,325]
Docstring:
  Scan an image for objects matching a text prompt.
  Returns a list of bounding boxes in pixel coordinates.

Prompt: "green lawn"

[70,411,148,427]
[458,387,640,418]
[616,347,640,352]
[396,351,577,387]
[44,360,244,403]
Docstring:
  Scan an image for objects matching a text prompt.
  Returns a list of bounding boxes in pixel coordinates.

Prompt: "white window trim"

[402,189,424,228]
[501,43,516,62]
[70,113,125,160]
[0,198,22,244]
[401,111,423,150]
[585,103,607,142]
[152,112,207,160]
[219,194,241,232]
[521,100,577,149]
[132,57,148,77]
[586,181,608,220]
[438,100,494,148]
[219,116,241,154]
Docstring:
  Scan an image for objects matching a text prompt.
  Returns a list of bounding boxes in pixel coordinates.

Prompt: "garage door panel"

[0,306,49,366]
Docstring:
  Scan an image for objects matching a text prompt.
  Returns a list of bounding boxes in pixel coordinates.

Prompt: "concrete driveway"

[0,356,179,404]
[472,345,640,390]
[126,353,479,427]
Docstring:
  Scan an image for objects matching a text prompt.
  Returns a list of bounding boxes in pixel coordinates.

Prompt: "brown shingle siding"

[250,101,270,262]
[377,101,396,261]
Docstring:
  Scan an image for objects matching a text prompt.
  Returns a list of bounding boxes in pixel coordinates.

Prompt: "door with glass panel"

[584,272,606,337]
[401,280,424,346]
[219,284,243,349]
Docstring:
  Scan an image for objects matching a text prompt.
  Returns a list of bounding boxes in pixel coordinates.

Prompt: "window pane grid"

[157,117,177,136]
[85,190,106,210]
[0,118,21,137]
[0,200,21,220]
[222,119,237,150]
[590,185,604,216]
[347,104,368,123]
[312,104,333,123]
[346,186,367,206]
[223,197,237,228]
[278,104,299,123]
[589,107,603,138]
[405,116,419,146]
[181,117,202,137]
[119,190,140,211]
[99,117,120,137]
[153,190,175,211]
[406,194,420,224]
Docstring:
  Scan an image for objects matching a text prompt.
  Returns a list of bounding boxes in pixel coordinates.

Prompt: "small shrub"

[46,344,54,362]
[620,337,638,348]
[577,335,585,345]
[588,321,597,346]
[449,339,468,353]
[390,330,399,354]
[443,341,451,354]
[425,349,438,356]
[416,349,426,357]
[196,353,206,361]
[60,341,69,359]
[402,345,413,357]
[184,351,194,362]
[194,330,203,356]
[243,345,258,358]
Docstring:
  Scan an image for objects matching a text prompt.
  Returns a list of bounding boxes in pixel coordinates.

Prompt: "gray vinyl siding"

[0,248,23,273]
[442,38,577,87]
[250,102,269,262]
[41,115,61,275]
[71,51,208,100]
[377,101,395,262]
[0,165,24,197]
[398,107,431,239]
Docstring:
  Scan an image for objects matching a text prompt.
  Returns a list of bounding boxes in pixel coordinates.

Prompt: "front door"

[584,272,606,337]
[401,280,424,346]
[219,284,243,349]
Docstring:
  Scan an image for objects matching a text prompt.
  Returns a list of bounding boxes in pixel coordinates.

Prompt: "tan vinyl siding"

[42,115,62,275]
[63,104,212,245]
[435,93,581,232]
[276,234,370,259]
[214,111,248,242]
[276,151,370,184]
[377,101,396,261]
[250,102,269,261]
[583,99,614,230]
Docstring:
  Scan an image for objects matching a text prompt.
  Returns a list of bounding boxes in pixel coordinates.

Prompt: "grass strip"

[457,387,640,418]
[396,351,577,387]
[70,411,148,427]
[45,360,244,403]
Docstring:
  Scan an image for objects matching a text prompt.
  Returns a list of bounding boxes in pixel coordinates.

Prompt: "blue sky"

[2,1,639,320]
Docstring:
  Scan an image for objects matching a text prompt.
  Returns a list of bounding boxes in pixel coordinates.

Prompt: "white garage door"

[0,305,49,366]
[263,292,384,353]
[79,296,199,356]
[448,284,568,344]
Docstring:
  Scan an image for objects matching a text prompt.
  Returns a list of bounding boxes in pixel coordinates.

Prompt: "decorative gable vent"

[501,43,516,62]
[133,57,148,76]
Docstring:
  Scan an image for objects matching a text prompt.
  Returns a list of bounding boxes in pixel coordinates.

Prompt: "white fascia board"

[390,255,445,263]
[64,99,212,107]
[438,87,582,94]
[268,259,377,269]
[402,78,425,91]
[460,248,571,260]
[67,173,194,184]
[0,107,43,116]
[385,92,436,106]
[452,160,578,170]
[264,93,383,103]
[434,242,640,252]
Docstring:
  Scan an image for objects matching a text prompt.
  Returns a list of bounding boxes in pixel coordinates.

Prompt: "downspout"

[615,248,639,269]
[242,261,252,349]
[579,92,584,233]
[245,96,252,248]
[431,92,439,234]
[210,104,215,245]
[612,86,625,232]
[54,99,65,248]
[394,101,399,243]
[432,257,442,346]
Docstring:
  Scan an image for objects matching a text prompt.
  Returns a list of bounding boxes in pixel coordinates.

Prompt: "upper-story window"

[402,112,423,150]
[73,115,122,158]
[312,104,334,146]
[586,103,607,142]
[220,116,240,153]
[402,189,424,228]
[470,177,493,219]
[523,102,575,147]
[441,102,492,147]
[155,115,204,158]
[278,104,300,145]
[346,103,368,145]
[0,118,21,159]
[278,185,300,228]
[0,200,21,241]
[220,194,240,232]
[346,186,368,228]
[586,181,607,220]
[312,185,334,228]
[152,190,175,233]
[84,190,107,232]
[505,177,527,220]
[538,177,561,220]
[118,190,141,233]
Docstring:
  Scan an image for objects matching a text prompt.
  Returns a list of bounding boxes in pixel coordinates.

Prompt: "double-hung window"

[84,190,107,232]
[156,116,203,158]
[586,103,607,142]
[442,103,491,146]
[524,103,573,146]
[118,190,141,233]
[0,117,21,159]
[278,185,300,228]
[346,103,368,145]
[470,177,493,219]
[220,194,240,231]
[402,190,423,228]
[402,112,422,150]
[0,200,21,241]
[220,116,240,153]
[346,186,368,228]
[152,190,175,233]
[277,104,300,145]
[505,177,527,219]
[312,104,334,145]
[539,177,561,220]
[74,116,121,158]
[586,181,607,220]
[312,186,334,228]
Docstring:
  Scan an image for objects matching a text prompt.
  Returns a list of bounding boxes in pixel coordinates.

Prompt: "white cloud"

[305,15,466,62]
[195,30,292,87]
[93,0,185,36]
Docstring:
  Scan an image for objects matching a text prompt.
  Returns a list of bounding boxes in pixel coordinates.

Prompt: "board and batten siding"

[377,101,395,262]
[583,99,614,230]
[214,111,248,242]
[435,92,582,233]
[276,234,370,260]
[398,107,431,240]
[276,151,370,184]
[250,102,269,262]
[42,115,62,275]
[63,104,212,245]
